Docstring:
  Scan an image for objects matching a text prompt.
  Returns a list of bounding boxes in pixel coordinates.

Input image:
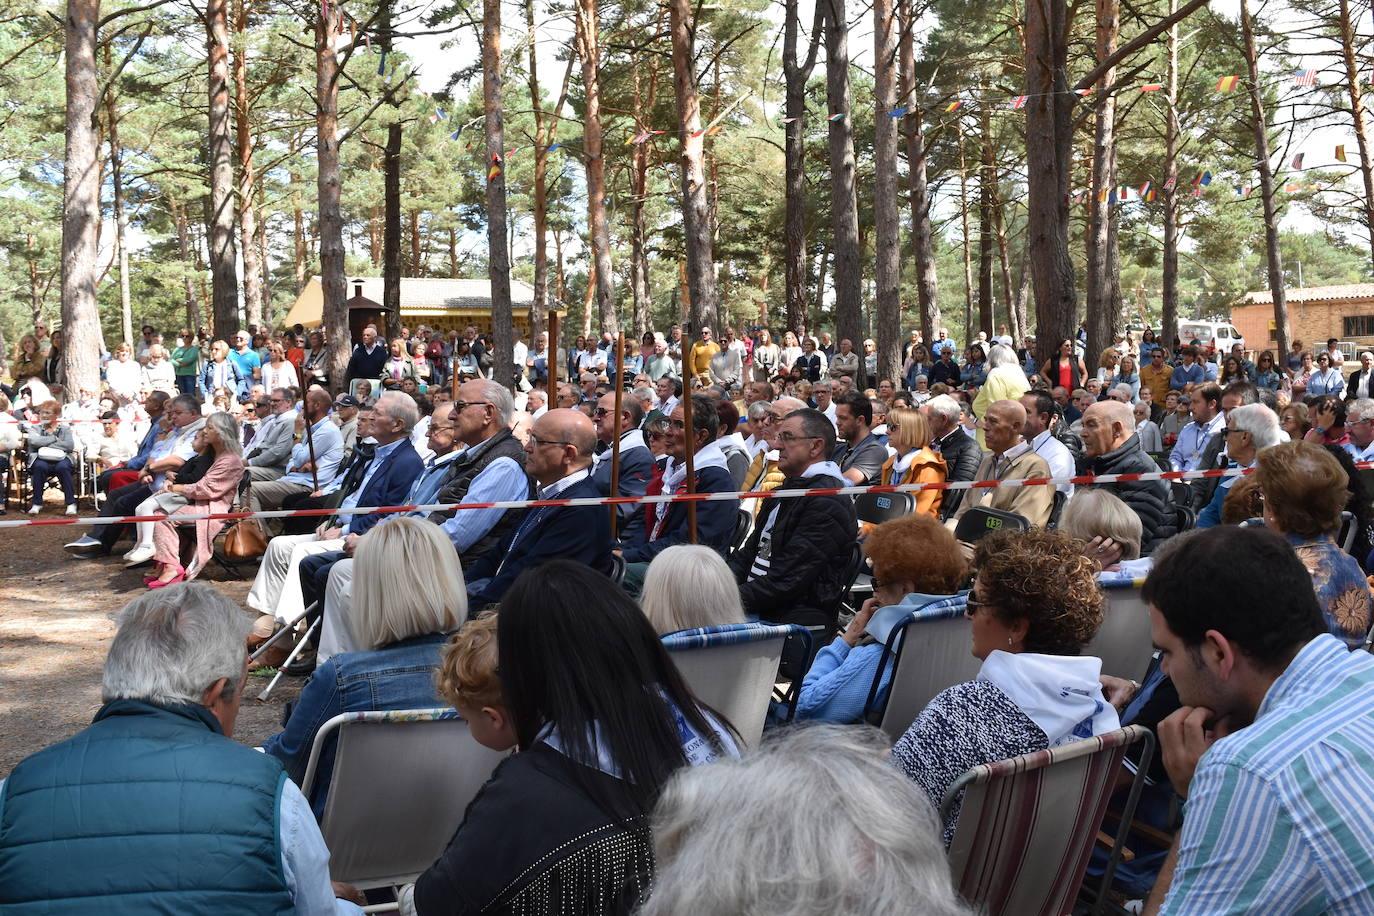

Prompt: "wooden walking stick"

[302,400,321,493]
[609,332,625,540]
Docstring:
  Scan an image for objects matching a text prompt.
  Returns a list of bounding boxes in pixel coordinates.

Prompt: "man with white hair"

[1346,398,1374,462]
[923,393,984,519]
[1080,399,1177,552]
[246,391,424,626]
[947,399,1053,529]
[1196,403,1283,528]
[1348,352,1374,401]
[0,584,365,914]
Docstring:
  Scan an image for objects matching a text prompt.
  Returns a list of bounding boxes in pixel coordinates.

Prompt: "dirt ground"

[0,506,302,776]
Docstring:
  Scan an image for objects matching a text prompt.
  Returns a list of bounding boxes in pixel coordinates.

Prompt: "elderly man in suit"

[947,399,1054,530]
[246,387,298,482]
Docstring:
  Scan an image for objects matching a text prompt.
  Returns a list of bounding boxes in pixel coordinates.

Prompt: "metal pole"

[609,331,625,539]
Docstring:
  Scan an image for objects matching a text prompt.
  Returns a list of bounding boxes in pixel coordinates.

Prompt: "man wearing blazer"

[947,399,1054,531]
[245,388,298,482]
[1348,351,1374,401]
[465,408,613,607]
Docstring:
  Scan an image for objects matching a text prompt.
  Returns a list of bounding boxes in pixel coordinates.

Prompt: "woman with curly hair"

[795,514,967,724]
[891,529,1118,845]
[1257,441,1373,648]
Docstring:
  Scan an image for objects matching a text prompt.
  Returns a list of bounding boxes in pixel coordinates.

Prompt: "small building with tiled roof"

[1231,283,1374,354]
[282,276,562,340]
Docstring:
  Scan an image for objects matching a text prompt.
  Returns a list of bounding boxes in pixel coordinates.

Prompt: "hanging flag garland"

[1336,145,1348,162]
[1294,69,1318,86]
[1292,152,1305,169]
[1216,75,1239,92]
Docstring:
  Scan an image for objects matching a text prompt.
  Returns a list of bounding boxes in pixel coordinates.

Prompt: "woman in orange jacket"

[875,407,947,520]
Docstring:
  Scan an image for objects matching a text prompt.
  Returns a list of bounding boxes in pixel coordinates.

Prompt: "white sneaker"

[65,536,100,552]
[65,505,77,516]
[123,545,156,567]
[26,505,39,516]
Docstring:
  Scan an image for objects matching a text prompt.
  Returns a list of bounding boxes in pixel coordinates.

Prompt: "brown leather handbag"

[223,518,268,558]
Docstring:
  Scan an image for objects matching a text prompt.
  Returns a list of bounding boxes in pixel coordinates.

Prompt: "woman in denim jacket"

[263,518,465,818]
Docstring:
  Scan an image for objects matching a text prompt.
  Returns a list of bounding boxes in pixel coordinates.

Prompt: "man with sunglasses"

[1140,349,1172,404]
[590,393,653,540]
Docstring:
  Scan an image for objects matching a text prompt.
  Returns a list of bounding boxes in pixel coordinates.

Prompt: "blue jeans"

[175,375,198,394]
[30,456,75,507]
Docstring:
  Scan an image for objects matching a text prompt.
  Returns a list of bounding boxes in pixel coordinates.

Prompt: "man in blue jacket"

[617,394,740,594]
[590,391,654,542]
[465,408,613,606]
[0,583,365,914]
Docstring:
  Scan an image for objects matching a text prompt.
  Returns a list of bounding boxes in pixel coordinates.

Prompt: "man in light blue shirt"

[1145,526,1374,914]
[1168,388,1223,472]
[1168,347,1205,391]
[247,388,344,515]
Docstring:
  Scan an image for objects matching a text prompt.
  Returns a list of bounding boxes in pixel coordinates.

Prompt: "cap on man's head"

[334,394,360,408]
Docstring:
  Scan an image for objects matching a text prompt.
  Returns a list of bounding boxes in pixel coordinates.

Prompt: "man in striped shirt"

[1143,526,1374,914]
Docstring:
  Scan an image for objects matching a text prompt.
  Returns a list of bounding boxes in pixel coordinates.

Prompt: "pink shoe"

[147,568,186,590]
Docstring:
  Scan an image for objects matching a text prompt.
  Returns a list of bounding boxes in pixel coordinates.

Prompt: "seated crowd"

[6,320,1374,914]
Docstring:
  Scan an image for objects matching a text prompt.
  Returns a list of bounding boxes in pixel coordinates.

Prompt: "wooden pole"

[302,403,320,491]
[681,325,698,543]
[609,331,625,539]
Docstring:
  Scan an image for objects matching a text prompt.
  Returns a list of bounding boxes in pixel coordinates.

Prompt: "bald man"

[463,408,614,605]
[1081,399,1176,553]
[948,399,1054,530]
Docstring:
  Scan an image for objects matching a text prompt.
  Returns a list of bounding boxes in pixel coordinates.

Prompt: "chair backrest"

[729,507,752,554]
[855,490,915,526]
[662,622,801,748]
[1170,480,1192,511]
[954,506,1029,543]
[869,597,981,742]
[609,552,627,586]
[942,725,1153,916]
[302,709,509,890]
[1340,509,1357,554]
[1086,578,1155,682]
[1174,503,1195,533]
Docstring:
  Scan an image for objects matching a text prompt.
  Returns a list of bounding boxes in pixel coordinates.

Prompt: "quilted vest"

[427,428,533,562]
[0,699,295,915]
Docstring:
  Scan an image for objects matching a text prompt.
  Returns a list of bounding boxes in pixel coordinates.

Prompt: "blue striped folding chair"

[941,725,1154,916]
[662,622,810,749]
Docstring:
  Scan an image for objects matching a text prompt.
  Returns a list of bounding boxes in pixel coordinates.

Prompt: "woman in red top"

[1039,338,1086,392]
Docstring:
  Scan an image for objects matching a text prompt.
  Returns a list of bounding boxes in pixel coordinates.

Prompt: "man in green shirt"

[171,328,202,395]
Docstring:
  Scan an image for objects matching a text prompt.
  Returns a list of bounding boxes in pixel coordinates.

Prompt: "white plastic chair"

[300,708,509,893]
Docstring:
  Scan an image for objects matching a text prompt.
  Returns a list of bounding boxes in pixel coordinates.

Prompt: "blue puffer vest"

[0,698,296,915]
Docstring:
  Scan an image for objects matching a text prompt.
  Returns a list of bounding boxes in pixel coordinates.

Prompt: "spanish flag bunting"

[1097,188,1109,202]
[944,100,963,112]
[488,155,502,181]
[1216,75,1239,92]
[1336,145,1348,162]
[1140,83,1163,92]
[705,124,723,137]
[1285,183,1300,192]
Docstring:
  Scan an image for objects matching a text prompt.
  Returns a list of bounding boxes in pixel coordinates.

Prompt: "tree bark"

[782,0,821,335]
[483,0,514,388]
[1337,0,1374,275]
[957,120,974,343]
[104,65,133,348]
[993,187,1017,339]
[379,1,402,343]
[317,7,349,393]
[1161,4,1180,350]
[62,0,103,398]
[669,0,718,333]
[628,47,656,338]
[872,0,901,382]
[1240,0,1289,357]
[574,0,617,337]
[977,100,995,341]
[1084,0,1119,364]
[822,0,862,345]
[525,0,548,338]
[292,168,308,295]
[207,0,240,337]
[898,0,938,344]
[233,0,263,330]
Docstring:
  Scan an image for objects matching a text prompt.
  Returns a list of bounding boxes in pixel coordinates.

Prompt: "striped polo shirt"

[1160,634,1374,914]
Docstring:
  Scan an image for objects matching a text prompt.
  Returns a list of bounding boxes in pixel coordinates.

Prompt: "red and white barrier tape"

[0,464,1263,530]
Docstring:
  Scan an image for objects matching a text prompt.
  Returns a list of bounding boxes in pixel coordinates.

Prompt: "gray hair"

[629,387,655,410]
[987,342,1018,369]
[204,411,243,457]
[468,378,513,426]
[1060,488,1143,561]
[352,517,465,650]
[746,401,772,422]
[641,725,969,916]
[1230,403,1282,450]
[1348,397,1374,424]
[639,545,746,635]
[102,583,250,706]
[925,394,962,425]
[375,391,420,433]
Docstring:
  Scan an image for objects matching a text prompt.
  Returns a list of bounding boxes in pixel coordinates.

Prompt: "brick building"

[1232,283,1374,356]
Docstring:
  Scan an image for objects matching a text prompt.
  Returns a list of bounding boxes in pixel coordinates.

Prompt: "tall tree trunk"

[1084,0,1119,364]
[669,0,718,332]
[62,0,103,398]
[872,0,901,382]
[629,51,654,337]
[483,0,514,387]
[525,0,548,339]
[574,0,617,337]
[1240,0,1289,357]
[104,70,133,347]
[1161,4,1180,349]
[383,128,402,339]
[898,0,938,344]
[292,169,308,294]
[317,7,348,393]
[207,0,240,337]
[233,0,263,329]
[822,0,862,344]
[977,101,995,340]
[957,121,974,343]
[173,201,202,331]
[782,0,822,335]
[553,224,568,305]
[993,188,1016,338]
[1338,0,1374,274]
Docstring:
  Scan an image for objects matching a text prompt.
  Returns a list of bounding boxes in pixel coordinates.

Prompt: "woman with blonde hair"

[640,544,746,634]
[876,408,946,518]
[778,331,803,375]
[264,517,465,816]
[1058,488,1144,573]
[1094,346,1121,385]
[260,340,299,393]
[11,334,43,385]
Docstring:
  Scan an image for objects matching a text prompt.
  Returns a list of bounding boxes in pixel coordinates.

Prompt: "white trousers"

[317,558,357,663]
[245,532,344,624]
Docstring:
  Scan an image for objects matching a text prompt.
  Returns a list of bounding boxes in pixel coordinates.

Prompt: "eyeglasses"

[668,418,688,430]
[964,594,995,616]
[1225,427,1247,436]
[591,407,613,418]
[776,432,820,444]
[528,433,572,448]
[452,400,491,412]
